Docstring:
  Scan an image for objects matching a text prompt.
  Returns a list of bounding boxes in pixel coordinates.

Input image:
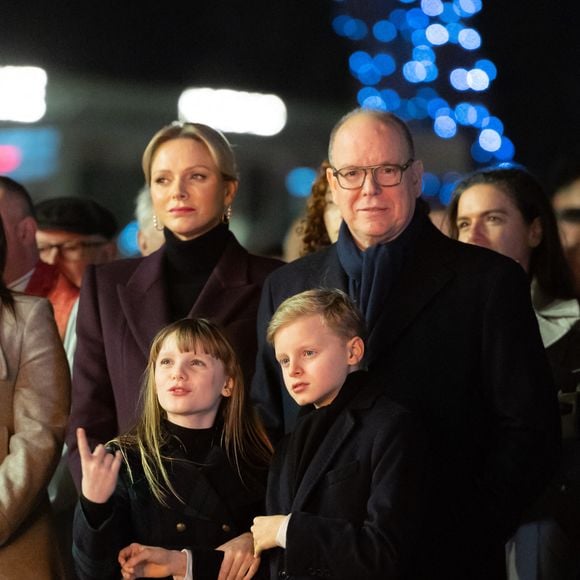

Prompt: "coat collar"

[117,236,255,356]
[290,377,381,510]
[364,221,457,361]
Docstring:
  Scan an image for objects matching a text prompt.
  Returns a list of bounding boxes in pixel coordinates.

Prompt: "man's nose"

[361,169,381,196]
[40,246,59,265]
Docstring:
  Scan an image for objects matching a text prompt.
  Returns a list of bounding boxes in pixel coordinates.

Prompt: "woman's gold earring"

[153,215,164,231]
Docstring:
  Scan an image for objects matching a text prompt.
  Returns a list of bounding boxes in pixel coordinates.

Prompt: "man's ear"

[411,160,424,198]
[347,336,365,365]
[326,167,340,205]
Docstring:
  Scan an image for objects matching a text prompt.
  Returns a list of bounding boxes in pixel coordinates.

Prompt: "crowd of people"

[0,109,578,580]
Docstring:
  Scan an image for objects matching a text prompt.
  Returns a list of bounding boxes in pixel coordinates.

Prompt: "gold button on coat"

[221,524,231,533]
[176,522,187,532]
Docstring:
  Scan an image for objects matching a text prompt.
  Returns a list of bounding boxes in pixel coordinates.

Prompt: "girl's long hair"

[112,318,272,505]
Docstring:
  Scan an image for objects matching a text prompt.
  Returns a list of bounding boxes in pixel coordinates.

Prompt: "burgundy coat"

[66,236,281,487]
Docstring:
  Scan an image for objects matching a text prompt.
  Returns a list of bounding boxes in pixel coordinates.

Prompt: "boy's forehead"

[274,313,343,346]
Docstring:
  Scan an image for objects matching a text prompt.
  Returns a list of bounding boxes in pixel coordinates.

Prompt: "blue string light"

[331,0,515,204]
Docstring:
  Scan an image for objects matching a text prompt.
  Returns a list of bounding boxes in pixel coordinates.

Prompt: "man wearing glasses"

[251,108,560,579]
[36,197,118,289]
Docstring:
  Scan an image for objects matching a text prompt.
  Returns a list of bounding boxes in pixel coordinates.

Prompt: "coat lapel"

[366,222,456,359]
[291,410,356,510]
[117,249,171,357]
[187,236,257,323]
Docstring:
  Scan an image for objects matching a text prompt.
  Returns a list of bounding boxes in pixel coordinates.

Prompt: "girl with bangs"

[73,318,272,580]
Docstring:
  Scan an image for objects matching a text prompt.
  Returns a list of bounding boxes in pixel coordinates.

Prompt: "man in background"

[0,176,79,337]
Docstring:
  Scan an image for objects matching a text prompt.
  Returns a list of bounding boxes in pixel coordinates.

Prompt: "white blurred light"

[178,88,287,136]
[450,68,469,90]
[425,24,449,45]
[479,129,502,152]
[467,68,490,91]
[0,66,47,122]
[458,28,481,50]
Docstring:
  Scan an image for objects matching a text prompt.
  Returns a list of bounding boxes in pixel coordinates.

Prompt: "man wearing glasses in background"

[0,177,80,340]
[36,196,118,289]
[251,108,560,579]
[34,196,118,359]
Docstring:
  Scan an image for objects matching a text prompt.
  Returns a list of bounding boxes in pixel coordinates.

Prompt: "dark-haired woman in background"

[0,215,70,577]
[448,167,580,580]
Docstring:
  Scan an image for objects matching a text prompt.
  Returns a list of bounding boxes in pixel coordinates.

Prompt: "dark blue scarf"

[336,206,426,334]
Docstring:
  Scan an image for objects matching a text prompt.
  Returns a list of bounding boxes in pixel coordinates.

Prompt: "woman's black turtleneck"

[163,223,231,319]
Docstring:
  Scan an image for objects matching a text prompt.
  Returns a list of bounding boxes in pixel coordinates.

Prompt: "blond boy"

[252,288,425,579]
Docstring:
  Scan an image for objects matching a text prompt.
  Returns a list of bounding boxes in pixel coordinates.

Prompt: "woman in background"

[283,160,341,261]
[0,216,70,578]
[448,167,580,580]
[449,167,580,392]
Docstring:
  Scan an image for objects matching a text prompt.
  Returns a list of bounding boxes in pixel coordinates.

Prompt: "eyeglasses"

[331,159,414,190]
[37,240,108,262]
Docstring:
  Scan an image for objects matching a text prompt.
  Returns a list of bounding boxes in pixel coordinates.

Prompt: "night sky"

[2,0,580,188]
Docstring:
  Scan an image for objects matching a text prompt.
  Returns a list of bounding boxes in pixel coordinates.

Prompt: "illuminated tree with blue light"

[331,0,515,204]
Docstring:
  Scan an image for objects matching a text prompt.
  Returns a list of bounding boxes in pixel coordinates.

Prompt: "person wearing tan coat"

[0,214,71,578]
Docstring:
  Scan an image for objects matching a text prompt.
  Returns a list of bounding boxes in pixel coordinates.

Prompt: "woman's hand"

[118,543,187,580]
[251,515,287,557]
[216,532,260,580]
[77,427,122,504]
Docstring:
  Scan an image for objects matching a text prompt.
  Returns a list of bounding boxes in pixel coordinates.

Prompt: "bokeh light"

[479,128,502,152]
[426,23,450,45]
[421,0,444,17]
[458,28,482,50]
[373,20,398,42]
[286,167,317,197]
[331,0,517,195]
[434,115,457,138]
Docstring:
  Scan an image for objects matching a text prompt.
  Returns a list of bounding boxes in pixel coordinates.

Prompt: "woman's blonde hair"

[113,318,272,505]
[141,122,239,187]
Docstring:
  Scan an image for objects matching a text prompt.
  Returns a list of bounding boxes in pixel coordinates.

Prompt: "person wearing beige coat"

[0,293,71,579]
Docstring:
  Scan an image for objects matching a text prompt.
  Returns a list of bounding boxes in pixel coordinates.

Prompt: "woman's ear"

[347,336,365,366]
[221,377,234,398]
[224,179,238,206]
[528,216,543,248]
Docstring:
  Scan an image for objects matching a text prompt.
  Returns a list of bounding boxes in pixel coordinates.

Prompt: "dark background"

[2,0,580,190]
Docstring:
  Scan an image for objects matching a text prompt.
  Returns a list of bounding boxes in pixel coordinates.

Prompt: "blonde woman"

[67,122,282,489]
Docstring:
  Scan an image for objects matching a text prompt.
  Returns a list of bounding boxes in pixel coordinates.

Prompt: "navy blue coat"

[251,219,561,579]
[266,373,425,580]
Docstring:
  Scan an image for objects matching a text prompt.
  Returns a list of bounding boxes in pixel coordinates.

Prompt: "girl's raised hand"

[77,427,123,504]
